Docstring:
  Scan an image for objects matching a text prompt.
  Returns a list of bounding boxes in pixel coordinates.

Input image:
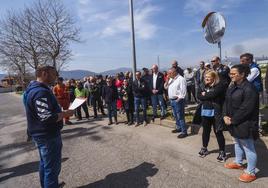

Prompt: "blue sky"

[0,0,268,73]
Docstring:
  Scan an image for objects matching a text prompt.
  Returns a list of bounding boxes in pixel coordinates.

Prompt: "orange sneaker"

[239,172,256,183]
[224,162,245,170]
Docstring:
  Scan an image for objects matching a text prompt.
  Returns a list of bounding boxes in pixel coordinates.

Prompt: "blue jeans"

[234,138,257,175]
[33,135,62,188]
[151,94,166,117]
[134,97,147,123]
[170,99,187,134]
[107,100,117,122]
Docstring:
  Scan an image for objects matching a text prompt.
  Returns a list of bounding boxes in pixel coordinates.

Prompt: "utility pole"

[129,0,137,81]
[157,55,160,69]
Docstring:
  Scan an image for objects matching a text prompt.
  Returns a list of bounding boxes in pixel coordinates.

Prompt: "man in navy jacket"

[24,66,73,188]
[132,71,149,126]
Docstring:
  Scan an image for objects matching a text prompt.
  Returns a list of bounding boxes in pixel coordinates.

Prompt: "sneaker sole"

[198,154,208,158]
[224,164,245,170]
[239,177,256,183]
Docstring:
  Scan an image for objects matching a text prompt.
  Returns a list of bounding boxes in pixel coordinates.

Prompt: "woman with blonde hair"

[197,70,227,162]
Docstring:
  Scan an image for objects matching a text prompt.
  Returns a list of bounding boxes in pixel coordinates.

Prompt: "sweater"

[24,81,63,138]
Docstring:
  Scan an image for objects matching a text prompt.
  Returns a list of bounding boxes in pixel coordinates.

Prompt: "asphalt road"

[0,93,268,188]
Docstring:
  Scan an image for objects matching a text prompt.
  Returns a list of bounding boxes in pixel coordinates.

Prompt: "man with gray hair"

[150,64,166,121]
[165,67,187,138]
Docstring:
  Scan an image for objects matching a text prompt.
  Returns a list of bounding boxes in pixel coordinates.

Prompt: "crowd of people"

[23,52,268,187]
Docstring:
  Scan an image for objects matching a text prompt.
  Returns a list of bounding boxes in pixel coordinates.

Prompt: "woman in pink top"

[115,73,123,113]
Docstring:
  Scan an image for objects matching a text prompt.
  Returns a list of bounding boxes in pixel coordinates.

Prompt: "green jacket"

[75,88,89,98]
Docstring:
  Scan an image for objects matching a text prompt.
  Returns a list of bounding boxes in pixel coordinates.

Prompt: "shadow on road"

[0,141,36,162]
[61,125,102,141]
[256,138,268,179]
[209,144,235,160]
[208,138,268,179]
[0,139,35,154]
[0,125,101,163]
[78,162,158,188]
[0,158,68,182]
[101,126,113,130]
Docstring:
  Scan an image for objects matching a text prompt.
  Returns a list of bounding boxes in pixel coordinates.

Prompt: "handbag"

[201,106,215,117]
[192,103,202,125]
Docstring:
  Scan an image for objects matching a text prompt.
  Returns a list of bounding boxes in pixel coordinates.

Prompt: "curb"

[9,92,22,98]
[9,91,268,148]
[117,112,268,148]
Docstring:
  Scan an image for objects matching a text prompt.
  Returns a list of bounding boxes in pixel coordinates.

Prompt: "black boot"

[114,116,118,125]
[108,119,113,125]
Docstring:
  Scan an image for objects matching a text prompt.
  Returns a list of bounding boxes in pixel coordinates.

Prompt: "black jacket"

[175,66,184,76]
[149,72,165,95]
[102,85,118,103]
[89,83,101,99]
[214,64,231,88]
[132,78,149,98]
[197,82,226,108]
[197,82,226,132]
[223,80,259,139]
[120,85,134,110]
[97,79,106,97]
[141,74,151,96]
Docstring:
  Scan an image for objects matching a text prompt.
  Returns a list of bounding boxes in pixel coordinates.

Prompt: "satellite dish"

[202,12,226,44]
[202,12,226,61]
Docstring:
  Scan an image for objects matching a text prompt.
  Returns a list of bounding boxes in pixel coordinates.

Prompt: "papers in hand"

[68,98,87,110]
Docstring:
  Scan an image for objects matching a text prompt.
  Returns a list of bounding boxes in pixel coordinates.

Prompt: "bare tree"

[0,10,45,70]
[0,0,80,77]
[0,37,30,87]
[31,0,80,72]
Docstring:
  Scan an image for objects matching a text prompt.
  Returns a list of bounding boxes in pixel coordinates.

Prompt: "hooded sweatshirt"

[24,81,63,138]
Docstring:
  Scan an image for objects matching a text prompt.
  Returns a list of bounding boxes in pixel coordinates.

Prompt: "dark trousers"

[125,109,134,123]
[107,101,117,122]
[134,97,147,123]
[202,117,225,151]
[187,85,197,103]
[91,97,104,117]
[77,102,89,119]
[97,98,105,114]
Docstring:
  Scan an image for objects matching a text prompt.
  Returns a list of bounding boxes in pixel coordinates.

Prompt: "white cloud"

[99,4,160,40]
[77,0,128,22]
[134,5,160,39]
[184,0,216,15]
[228,37,268,57]
[86,11,115,23]
[78,0,90,6]
[77,0,160,40]
[184,0,244,15]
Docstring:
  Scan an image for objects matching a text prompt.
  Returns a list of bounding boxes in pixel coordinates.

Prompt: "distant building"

[1,76,15,87]
[223,56,268,68]
[256,59,268,68]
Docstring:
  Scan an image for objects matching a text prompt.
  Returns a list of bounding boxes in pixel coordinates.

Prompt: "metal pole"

[129,0,137,81]
[157,55,160,69]
[218,41,222,63]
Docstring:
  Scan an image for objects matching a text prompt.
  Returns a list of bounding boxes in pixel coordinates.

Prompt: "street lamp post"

[129,0,137,81]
